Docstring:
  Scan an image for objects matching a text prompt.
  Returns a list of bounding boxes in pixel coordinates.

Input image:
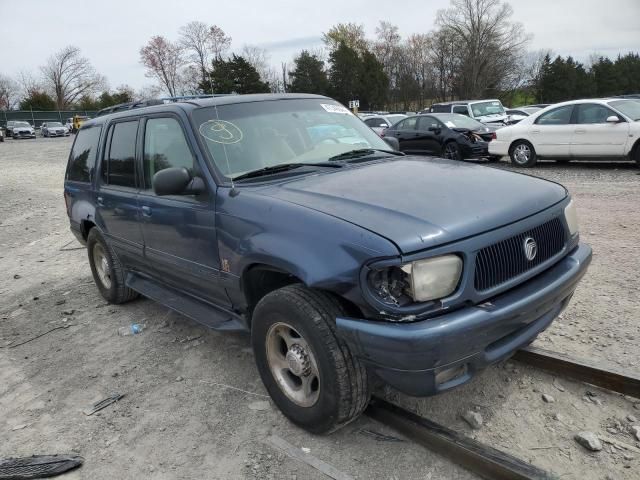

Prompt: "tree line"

[1,0,638,113]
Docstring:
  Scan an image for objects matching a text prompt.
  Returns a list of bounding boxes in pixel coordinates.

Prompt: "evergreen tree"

[359,51,389,110]
[19,91,56,110]
[202,54,270,94]
[289,51,328,95]
[328,42,362,106]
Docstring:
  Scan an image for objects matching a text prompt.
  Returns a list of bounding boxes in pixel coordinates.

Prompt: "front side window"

[66,126,102,182]
[452,105,469,115]
[536,106,574,125]
[143,117,195,189]
[417,116,443,130]
[576,104,617,124]
[192,99,390,179]
[104,121,138,188]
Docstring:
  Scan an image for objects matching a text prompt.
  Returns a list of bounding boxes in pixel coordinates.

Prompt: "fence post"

[30,108,35,126]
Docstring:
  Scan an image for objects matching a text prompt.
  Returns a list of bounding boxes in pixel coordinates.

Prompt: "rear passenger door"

[530,105,575,157]
[137,115,229,307]
[96,119,145,269]
[390,116,419,153]
[415,116,445,155]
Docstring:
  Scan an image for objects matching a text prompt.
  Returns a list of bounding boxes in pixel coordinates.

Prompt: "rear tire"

[87,228,138,304]
[509,140,537,167]
[251,284,370,433]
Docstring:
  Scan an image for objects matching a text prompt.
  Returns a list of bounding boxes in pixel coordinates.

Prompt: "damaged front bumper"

[336,243,592,396]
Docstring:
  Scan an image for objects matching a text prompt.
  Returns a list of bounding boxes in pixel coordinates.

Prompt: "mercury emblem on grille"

[523,237,537,261]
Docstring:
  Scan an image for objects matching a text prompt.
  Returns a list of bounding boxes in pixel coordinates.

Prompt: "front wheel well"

[80,220,96,241]
[241,264,365,327]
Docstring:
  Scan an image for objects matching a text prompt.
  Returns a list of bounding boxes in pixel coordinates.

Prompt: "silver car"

[362,114,408,136]
[42,121,69,137]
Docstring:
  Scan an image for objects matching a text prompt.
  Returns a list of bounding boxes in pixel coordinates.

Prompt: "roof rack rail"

[96,93,234,117]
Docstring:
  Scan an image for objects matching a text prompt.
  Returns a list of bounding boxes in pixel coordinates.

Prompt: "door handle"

[531,130,540,134]
[575,129,586,134]
[97,196,104,206]
[141,206,152,217]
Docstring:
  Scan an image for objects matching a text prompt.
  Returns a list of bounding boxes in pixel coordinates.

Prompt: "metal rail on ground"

[366,398,557,480]
[513,345,640,398]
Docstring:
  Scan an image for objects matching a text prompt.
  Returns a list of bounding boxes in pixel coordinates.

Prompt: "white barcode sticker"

[321,104,352,115]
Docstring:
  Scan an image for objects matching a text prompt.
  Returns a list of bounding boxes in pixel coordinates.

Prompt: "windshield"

[608,99,640,121]
[15,121,30,127]
[470,101,505,117]
[48,122,63,127]
[435,113,485,129]
[192,99,391,179]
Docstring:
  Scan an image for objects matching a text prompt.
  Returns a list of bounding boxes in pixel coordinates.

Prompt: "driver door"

[137,114,230,308]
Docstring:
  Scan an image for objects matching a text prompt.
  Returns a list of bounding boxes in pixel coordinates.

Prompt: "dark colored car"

[383,113,500,161]
[64,93,591,433]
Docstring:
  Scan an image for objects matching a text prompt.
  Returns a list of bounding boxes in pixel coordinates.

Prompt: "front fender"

[216,187,399,310]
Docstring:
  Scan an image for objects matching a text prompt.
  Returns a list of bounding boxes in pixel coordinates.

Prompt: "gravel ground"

[1,138,638,479]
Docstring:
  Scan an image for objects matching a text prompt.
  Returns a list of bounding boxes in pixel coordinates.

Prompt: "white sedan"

[489,99,640,167]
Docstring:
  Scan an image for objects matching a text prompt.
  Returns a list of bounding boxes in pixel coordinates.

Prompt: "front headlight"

[564,199,579,236]
[368,254,463,306]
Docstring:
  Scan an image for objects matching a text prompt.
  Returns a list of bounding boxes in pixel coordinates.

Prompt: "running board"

[126,273,246,331]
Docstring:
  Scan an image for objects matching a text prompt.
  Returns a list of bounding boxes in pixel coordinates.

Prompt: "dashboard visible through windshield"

[192,99,391,179]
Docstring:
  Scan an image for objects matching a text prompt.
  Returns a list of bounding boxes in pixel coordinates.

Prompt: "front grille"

[474,217,565,291]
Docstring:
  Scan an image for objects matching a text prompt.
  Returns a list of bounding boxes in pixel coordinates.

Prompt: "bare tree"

[140,36,185,97]
[322,23,369,53]
[436,0,531,98]
[428,28,460,101]
[241,45,270,80]
[0,74,20,110]
[179,21,214,87]
[209,25,232,61]
[40,46,105,109]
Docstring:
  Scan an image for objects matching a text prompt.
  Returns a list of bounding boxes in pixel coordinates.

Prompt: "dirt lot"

[1,137,639,480]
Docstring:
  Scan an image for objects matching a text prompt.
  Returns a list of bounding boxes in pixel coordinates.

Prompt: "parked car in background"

[41,121,70,137]
[490,98,640,166]
[362,113,407,136]
[426,99,509,126]
[0,128,4,142]
[64,93,590,433]
[6,120,19,137]
[65,118,74,132]
[11,121,36,139]
[506,107,542,124]
[383,113,500,161]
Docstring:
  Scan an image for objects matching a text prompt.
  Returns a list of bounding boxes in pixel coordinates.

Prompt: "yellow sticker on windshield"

[199,120,243,144]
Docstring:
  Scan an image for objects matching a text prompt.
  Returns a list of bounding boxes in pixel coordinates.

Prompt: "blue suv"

[64,94,591,433]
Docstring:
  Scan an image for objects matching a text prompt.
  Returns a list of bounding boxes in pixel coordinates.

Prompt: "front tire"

[442,141,463,160]
[252,285,370,433]
[509,140,537,167]
[87,228,138,304]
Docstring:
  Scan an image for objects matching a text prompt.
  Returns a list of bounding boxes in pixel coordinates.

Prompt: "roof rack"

[95,94,234,117]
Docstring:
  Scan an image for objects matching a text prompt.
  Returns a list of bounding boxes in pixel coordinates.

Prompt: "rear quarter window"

[66,126,102,182]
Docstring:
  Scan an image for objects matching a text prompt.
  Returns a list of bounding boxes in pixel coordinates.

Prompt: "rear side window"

[66,126,102,182]
[103,121,138,188]
[536,106,574,125]
[430,104,451,113]
[143,117,195,189]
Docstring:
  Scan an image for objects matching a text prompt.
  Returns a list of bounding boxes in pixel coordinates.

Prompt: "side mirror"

[382,136,400,151]
[606,115,621,123]
[428,126,441,133]
[152,167,206,196]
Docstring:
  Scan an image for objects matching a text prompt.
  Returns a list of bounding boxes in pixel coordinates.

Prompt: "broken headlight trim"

[368,255,463,306]
[564,199,579,236]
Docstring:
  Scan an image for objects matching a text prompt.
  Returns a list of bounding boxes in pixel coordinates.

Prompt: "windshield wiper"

[328,148,405,162]
[232,162,341,182]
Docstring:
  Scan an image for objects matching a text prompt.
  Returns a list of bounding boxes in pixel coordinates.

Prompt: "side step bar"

[126,273,246,331]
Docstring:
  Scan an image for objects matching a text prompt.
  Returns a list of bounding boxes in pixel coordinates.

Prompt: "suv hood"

[258,157,567,254]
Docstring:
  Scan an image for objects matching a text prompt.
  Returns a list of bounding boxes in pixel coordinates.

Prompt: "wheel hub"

[286,344,311,376]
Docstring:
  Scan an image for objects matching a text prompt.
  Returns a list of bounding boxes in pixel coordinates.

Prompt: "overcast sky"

[2,0,639,92]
